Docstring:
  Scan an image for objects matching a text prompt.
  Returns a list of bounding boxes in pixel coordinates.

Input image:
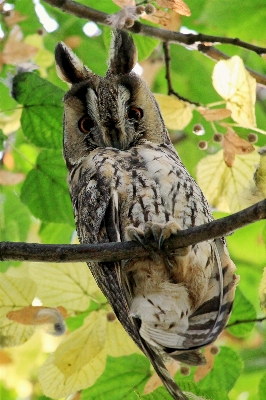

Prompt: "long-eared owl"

[55,30,239,400]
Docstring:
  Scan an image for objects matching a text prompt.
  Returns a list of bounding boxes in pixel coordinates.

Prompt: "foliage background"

[0,1,265,399]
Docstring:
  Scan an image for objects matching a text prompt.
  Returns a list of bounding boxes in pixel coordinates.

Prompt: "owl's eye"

[126,107,143,121]
[78,116,95,133]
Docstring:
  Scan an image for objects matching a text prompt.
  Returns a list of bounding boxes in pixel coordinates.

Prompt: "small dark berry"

[198,141,208,150]
[247,133,258,143]
[213,133,223,142]
[193,123,205,136]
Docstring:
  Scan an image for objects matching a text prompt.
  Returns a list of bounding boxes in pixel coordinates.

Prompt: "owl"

[55,30,239,399]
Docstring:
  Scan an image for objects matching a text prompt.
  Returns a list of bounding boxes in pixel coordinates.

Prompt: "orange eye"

[126,107,143,121]
[78,116,95,133]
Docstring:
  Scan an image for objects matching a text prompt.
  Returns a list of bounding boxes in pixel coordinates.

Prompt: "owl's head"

[55,30,170,166]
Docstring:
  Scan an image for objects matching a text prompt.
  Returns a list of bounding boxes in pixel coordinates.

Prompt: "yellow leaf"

[212,56,256,128]
[105,315,139,357]
[24,34,54,77]
[38,311,108,399]
[0,108,22,135]
[255,152,266,197]
[0,273,37,347]
[29,262,103,313]
[259,267,266,315]
[196,149,260,212]
[154,94,193,130]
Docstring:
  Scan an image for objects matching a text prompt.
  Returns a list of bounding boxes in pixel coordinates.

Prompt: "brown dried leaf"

[143,8,181,30]
[7,305,68,326]
[222,128,254,167]
[0,350,13,365]
[112,0,135,6]
[198,107,232,122]
[2,26,37,66]
[64,35,82,50]
[0,170,25,185]
[194,346,215,382]
[144,360,179,394]
[156,0,191,16]
[139,59,164,87]
[4,10,27,27]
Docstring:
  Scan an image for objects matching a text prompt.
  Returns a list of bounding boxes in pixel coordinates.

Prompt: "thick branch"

[42,0,266,86]
[1,199,265,263]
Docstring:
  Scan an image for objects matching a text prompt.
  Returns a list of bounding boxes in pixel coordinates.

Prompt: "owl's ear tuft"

[107,30,138,76]
[55,42,92,84]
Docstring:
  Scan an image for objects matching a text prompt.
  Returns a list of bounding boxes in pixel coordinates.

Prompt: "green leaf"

[81,354,150,400]
[12,72,64,148]
[38,222,74,244]
[0,129,7,150]
[198,346,243,393]
[198,0,266,45]
[20,149,74,224]
[0,186,31,243]
[227,287,256,337]
[259,372,266,399]
[142,387,173,400]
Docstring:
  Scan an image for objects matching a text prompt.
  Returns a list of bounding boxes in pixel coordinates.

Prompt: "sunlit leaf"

[196,149,260,212]
[154,94,193,130]
[255,152,266,197]
[28,262,102,312]
[105,315,140,357]
[12,72,64,148]
[0,108,22,135]
[38,311,108,399]
[227,287,256,337]
[24,35,54,77]
[259,267,266,315]
[212,56,256,127]
[0,274,36,347]
[82,354,150,400]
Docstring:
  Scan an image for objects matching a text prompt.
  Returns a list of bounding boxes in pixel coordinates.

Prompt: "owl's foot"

[126,225,159,259]
[126,221,190,255]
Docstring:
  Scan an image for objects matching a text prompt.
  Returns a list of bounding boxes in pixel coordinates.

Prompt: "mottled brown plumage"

[55,30,239,400]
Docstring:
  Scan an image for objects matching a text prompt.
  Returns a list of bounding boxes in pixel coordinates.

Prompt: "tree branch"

[42,0,266,86]
[1,199,265,264]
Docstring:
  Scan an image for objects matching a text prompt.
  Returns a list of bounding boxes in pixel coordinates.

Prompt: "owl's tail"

[142,342,188,400]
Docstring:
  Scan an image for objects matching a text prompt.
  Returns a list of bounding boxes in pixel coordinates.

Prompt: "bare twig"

[0,199,265,263]
[42,0,266,86]
[227,317,266,328]
[163,42,200,106]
